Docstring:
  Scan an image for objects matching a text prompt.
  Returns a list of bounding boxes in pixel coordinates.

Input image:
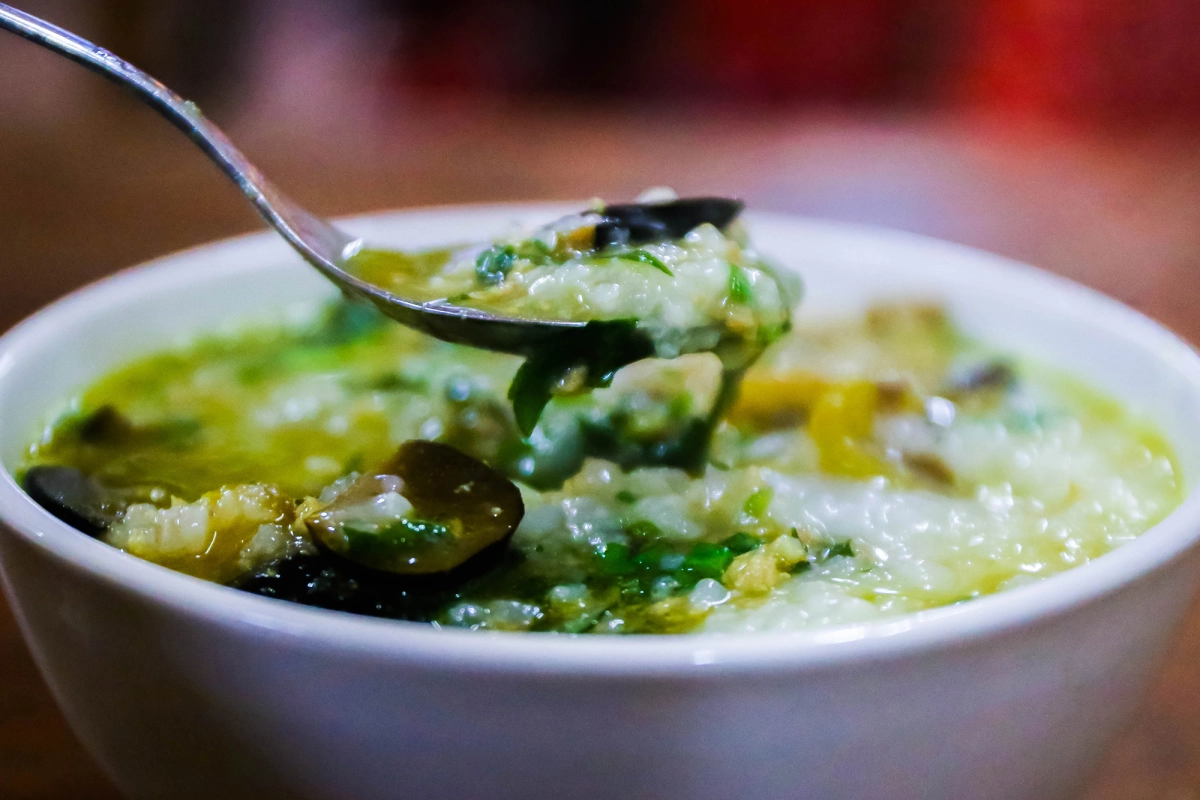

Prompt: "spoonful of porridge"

[0,4,795,463]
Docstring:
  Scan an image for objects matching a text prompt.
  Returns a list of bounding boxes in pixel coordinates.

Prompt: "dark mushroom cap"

[306,440,524,575]
[22,465,121,537]
[592,197,744,250]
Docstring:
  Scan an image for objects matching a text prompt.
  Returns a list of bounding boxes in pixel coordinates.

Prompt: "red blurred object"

[375,0,1200,119]
[962,0,1200,122]
[681,0,924,102]
[380,0,944,104]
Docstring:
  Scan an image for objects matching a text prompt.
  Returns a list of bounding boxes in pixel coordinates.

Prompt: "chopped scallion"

[742,486,773,518]
[614,249,673,276]
[720,532,762,554]
[729,263,752,303]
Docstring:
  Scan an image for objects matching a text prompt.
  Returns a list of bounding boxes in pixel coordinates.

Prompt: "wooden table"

[3,98,1200,798]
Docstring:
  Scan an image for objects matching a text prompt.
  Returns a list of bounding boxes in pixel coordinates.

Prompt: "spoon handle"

[0,3,355,269]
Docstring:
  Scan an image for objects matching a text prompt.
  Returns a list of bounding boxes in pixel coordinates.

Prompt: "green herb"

[475,245,518,285]
[757,321,789,346]
[624,520,663,539]
[618,577,646,602]
[595,536,736,593]
[668,393,692,419]
[515,239,555,264]
[720,532,762,554]
[507,320,654,436]
[634,544,676,572]
[816,540,855,561]
[614,249,673,277]
[596,542,636,576]
[742,486,773,518]
[728,263,752,304]
[343,518,451,563]
[508,357,564,437]
[508,358,559,437]
[616,490,638,504]
[674,541,734,586]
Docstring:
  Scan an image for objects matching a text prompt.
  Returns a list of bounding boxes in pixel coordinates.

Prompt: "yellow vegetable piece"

[808,381,890,478]
[727,370,828,429]
[730,373,892,478]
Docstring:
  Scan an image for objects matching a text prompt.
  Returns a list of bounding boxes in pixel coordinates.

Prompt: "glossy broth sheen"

[20,297,1182,633]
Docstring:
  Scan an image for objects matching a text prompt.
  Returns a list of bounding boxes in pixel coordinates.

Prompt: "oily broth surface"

[21,301,1182,633]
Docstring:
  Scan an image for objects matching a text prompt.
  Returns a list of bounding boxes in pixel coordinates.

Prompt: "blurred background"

[3,1,1200,798]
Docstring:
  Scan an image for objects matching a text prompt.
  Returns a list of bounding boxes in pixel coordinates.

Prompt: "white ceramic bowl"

[3,205,1200,800]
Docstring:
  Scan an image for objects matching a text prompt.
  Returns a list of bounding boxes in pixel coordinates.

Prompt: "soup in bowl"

[1,204,1199,800]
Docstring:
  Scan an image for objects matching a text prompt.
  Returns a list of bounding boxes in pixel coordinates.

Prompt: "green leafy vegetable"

[514,238,555,263]
[475,245,518,285]
[508,358,562,438]
[634,544,677,572]
[720,532,762,554]
[742,486,773,518]
[507,320,655,436]
[816,540,855,561]
[728,263,753,304]
[594,537,737,595]
[674,541,734,585]
[624,520,663,539]
[613,249,673,276]
[343,518,452,564]
[596,542,636,575]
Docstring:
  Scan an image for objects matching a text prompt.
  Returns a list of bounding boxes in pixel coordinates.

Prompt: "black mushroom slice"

[592,197,745,250]
[22,465,122,537]
[944,360,1016,398]
[305,440,524,575]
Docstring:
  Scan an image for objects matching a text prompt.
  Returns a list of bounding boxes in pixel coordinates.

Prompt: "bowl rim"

[3,201,1200,677]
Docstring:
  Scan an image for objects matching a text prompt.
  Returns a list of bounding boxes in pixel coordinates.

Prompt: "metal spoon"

[0,2,589,356]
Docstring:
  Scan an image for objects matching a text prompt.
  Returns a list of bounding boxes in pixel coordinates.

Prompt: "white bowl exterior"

[6,526,1198,800]
[2,206,1200,800]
